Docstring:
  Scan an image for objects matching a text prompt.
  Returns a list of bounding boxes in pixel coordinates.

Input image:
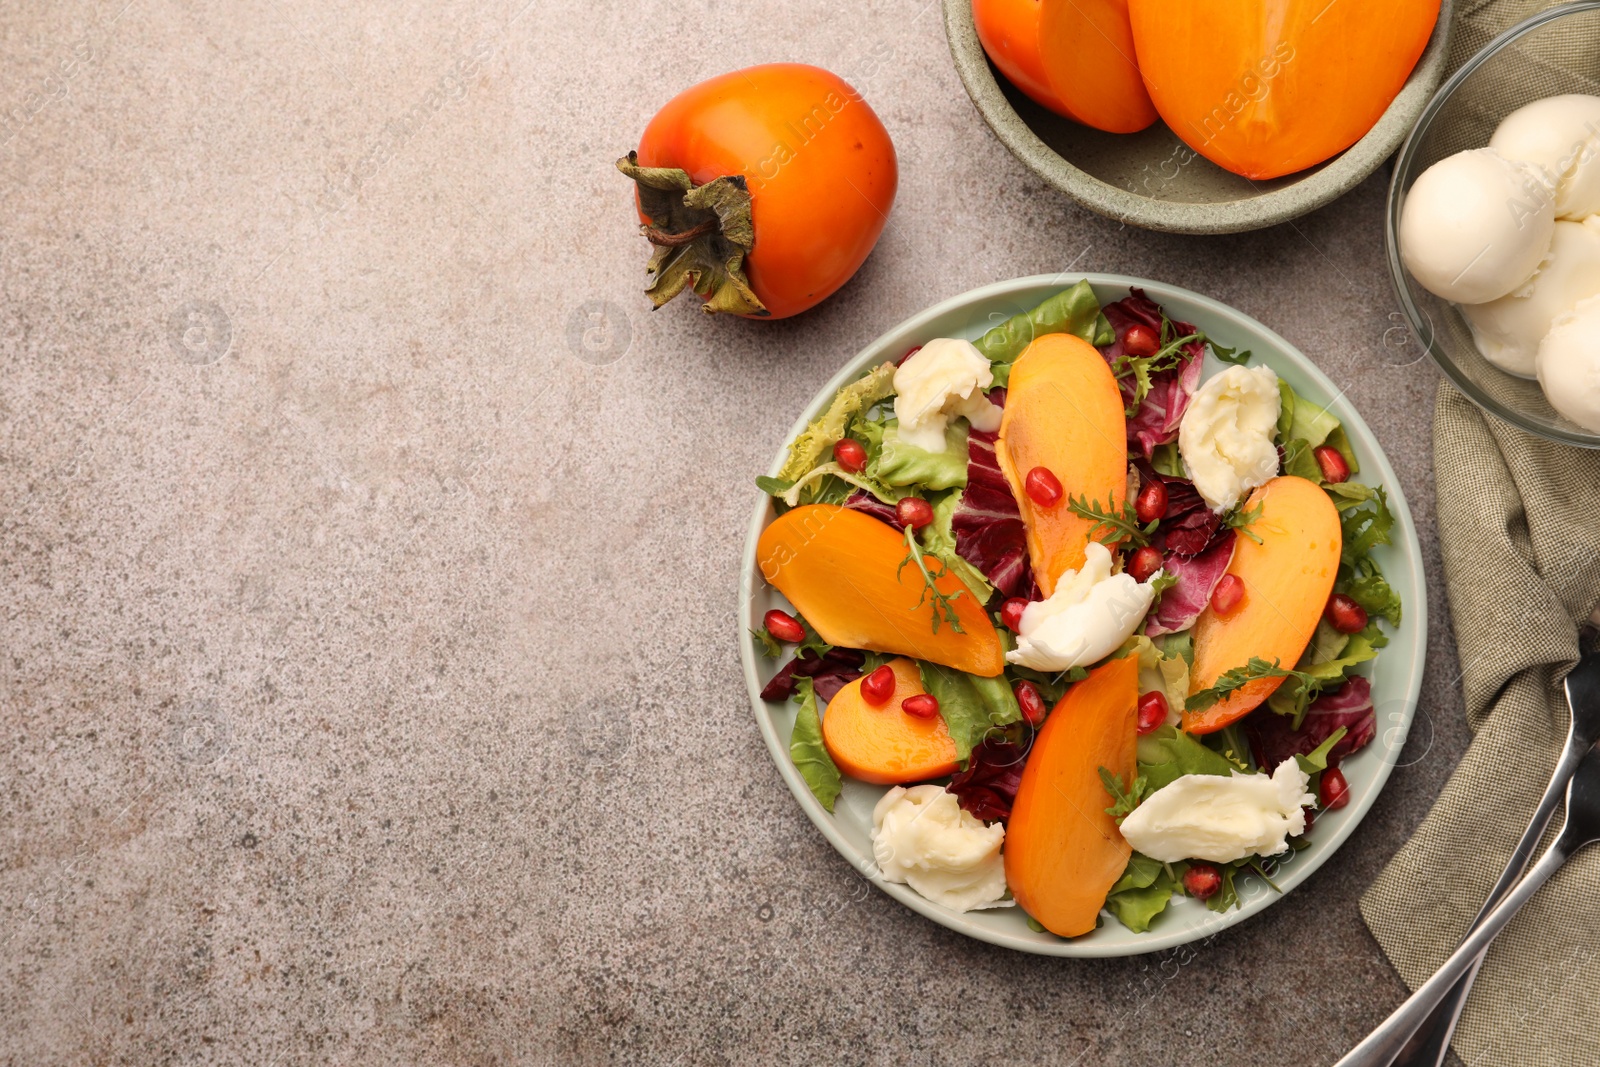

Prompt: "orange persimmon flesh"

[1184,476,1342,734]
[1004,655,1138,937]
[822,657,959,785]
[995,333,1128,597]
[1127,0,1440,179]
[757,504,1005,677]
[972,0,1072,116]
[1037,0,1158,134]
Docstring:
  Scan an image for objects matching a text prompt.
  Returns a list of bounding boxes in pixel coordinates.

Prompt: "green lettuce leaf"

[972,280,1114,387]
[918,662,1021,762]
[1294,725,1349,776]
[1343,563,1403,626]
[1340,485,1396,562]
[1105,854,1179,933]
[1135,724,1236,791]
[776,362,897,482]
[920,490,994,601]
[1281,438,1324,482]
[788,678,842,812]
[776,461,904,507]
[874,419,969,490]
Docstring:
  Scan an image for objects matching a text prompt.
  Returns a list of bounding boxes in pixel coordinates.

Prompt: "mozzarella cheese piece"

[1398,148,1556,304]
[1117,760,1315,864]
[1490,94,1600,220]
[892,338,1002,453]
[1005,541,1157,672]
[871,785,1011,912]
[1537,295,1600,433]
[1177,364,1281,512]
[1462,217,1600,378]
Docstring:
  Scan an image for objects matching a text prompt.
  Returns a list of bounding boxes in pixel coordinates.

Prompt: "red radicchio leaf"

[1244,676,1377,771]
[760,647,866,703]
[951,390,1034,600]
[1137,461,1220,558]
[1101,290,1205,458]
[946,738,1029,822]
[842,490,899,526]
[1144,528,1236,637]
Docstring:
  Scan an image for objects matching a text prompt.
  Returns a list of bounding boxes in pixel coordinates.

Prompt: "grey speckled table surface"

[0,1,1469,1064]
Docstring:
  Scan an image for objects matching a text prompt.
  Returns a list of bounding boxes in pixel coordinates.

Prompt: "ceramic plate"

[738,274,1426,956]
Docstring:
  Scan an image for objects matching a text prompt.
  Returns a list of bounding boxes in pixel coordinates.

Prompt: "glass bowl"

[1387,1,1600,447]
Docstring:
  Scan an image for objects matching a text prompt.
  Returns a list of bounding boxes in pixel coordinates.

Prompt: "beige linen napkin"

[1359,384,1600,1066]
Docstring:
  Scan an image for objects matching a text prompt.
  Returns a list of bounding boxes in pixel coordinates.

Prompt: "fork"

[1387,653,1600,1066]
[1334,728,1600,1066]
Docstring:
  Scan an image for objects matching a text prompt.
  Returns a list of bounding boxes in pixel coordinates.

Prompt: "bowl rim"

[738,272,1427,957]
[942,0,1453,235]
[1385,0,1600,448]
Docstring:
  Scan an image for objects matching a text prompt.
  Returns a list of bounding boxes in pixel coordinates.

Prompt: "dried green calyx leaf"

[616,152,767,317]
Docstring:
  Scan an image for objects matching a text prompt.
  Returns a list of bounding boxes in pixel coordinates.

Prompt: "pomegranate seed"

[1320,767,1351,810]
[1302,806,1317,833]
[901,693,940,718]
[896,496,933,530]
[1000,597,1030,632]
[833,438,867,473]
[1211,574,1245,616]
[763,609,806,644]
[1014,680,1048,726]
[1127,545,1164,583]
[897,344,923,366]
[1136,691,1169,734]
[1183,863,1222,901]
[1324,593,1368,634]
[860,665,896,706]
[1123,324,1160,358]
[1024,466,1063,508]
[1135,479,1168,523]
[1313,445,1350,484]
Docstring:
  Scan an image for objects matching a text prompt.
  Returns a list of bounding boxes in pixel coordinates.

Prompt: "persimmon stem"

[641,220,718,247]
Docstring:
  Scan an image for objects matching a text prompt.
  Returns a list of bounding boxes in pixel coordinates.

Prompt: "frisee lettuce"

[776,362,897,483]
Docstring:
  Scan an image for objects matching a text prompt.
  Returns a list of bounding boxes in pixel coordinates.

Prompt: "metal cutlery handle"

[1334,835,1574,1067]
[1390,741,1584,1065]
[1391,652,1600,1067]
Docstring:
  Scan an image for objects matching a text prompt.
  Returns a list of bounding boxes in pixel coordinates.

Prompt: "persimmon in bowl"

[944,0,1453,233]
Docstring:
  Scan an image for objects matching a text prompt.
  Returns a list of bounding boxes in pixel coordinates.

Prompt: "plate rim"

[738,273,1427,957]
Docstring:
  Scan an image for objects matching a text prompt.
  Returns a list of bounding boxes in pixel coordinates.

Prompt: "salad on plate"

[751,281,1403,938]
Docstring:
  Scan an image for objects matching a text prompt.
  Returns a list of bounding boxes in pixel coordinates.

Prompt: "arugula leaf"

[1067,493,1155,546]
[756,475,795,497]
[1267,623,1385,723]
[1340,485,1396,563]
[1149,570,1179,599]
[1226,500,1264,545]
[1210,342,1253,366]
[1294,725,1349,776]
[872,419,969,490]
[1100,766,1150,822]
[973,280,1115,388]
[918,662,1022,762]
[1343,562,1403,626]
[1323,480,1374,511]
[1185,657,1324,715]
[1207,722,1254,772]
[777,362,898,482]
[1203,860,1245,913]
[1135,724,1236,791]
[788,678,842,812]
[896,525,967,634]
[750,627,782,658]
[1105,855,1179,932]
[1110,317,1201,415]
